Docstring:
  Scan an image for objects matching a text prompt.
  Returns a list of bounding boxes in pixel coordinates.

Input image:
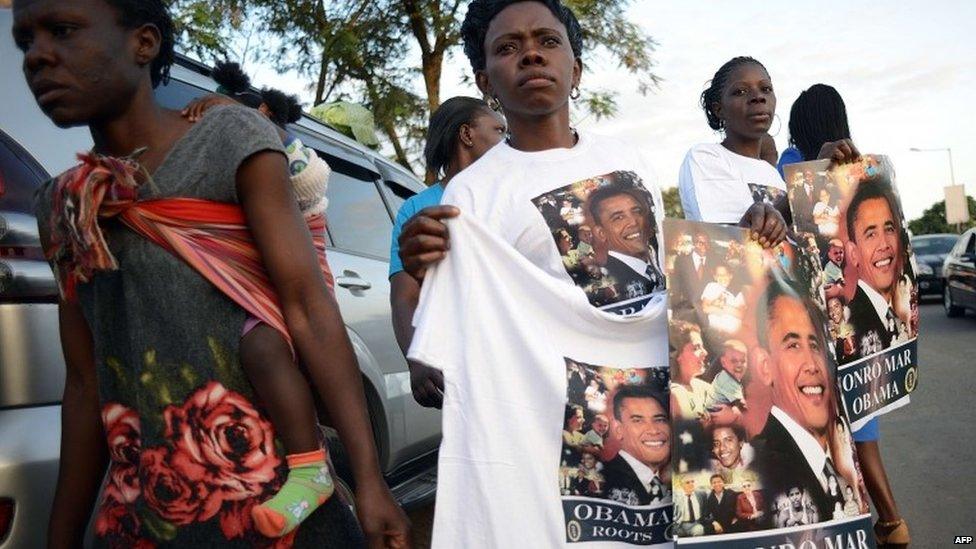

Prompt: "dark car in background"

[943,228,976,317]
[910,233,958,296]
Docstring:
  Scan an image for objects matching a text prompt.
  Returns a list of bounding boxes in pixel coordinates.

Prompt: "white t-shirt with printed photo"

[446,132,667,315]
[678,142,786,223]
[408,133,674,547]
[409,213,672,548]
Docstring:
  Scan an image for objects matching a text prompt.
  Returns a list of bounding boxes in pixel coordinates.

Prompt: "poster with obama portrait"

[662,219,874,548]
[784,156,918,430]
[558,359,673,545]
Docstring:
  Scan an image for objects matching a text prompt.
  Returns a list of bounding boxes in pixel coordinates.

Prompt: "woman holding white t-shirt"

[393,1,783,547]
[678,56,789,247]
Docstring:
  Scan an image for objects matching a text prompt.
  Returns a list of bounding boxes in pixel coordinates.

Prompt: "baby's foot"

[252,448,335,538]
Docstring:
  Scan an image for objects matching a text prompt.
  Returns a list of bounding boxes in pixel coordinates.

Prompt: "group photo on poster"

[558,359,673,546]
[785,156,919,428]
[532,171,666,315]
[663,219,873,547]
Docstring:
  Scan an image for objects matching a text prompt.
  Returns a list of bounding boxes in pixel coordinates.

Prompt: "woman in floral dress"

[13,0,409,546]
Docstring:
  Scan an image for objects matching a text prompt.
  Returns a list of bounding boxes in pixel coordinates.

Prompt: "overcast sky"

[249,0,975,221]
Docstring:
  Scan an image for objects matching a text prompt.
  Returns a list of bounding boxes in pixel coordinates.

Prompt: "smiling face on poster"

[663,219,873,546]
[784,155,918,431]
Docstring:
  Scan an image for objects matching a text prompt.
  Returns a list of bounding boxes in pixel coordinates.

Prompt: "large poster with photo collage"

[558,359,672,546]
[784,155,917,429]
[663,219,874,547]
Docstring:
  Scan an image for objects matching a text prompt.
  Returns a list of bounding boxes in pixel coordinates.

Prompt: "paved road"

[881,299,976,548]
[408,300,975,548]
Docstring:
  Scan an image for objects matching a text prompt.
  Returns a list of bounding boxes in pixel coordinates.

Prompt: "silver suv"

[0,8,439,547]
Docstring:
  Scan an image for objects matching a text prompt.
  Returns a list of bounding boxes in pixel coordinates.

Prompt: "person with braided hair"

[678,56,789,248]
[777,83,861,176]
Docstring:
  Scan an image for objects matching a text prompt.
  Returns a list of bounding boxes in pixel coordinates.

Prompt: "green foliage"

[907,196,976,235]
[170,0,659,172]
[565,0,660,98]
[662,186,684,219]
[169,0,248,60]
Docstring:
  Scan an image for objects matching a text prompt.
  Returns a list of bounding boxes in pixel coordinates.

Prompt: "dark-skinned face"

[463,110,507,163]
[594,193,651,260]
[476,2,581,119]
[765,296,832,437]
[714,63,776,142]
[13,0,155,128]
[612,396,670,471]
[848,197,902,300]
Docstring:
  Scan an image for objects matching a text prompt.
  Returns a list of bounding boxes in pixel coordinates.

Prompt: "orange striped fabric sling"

[47,152,334,353]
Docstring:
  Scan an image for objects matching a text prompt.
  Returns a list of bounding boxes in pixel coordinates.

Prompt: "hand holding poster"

[663,218,874,548]
[784,156,918,428]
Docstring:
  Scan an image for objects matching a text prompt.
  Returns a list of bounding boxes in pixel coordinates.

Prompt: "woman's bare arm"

[390,272,443,408]
[47,300,108,549]
[236,151,409,548]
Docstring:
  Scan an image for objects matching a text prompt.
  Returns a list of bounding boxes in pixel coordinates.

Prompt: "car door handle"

[336,274,372,291]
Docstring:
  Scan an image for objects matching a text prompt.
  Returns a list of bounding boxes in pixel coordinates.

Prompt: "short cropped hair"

[844,174,902,244]
[460,0,583,72]
[611,384,667,422]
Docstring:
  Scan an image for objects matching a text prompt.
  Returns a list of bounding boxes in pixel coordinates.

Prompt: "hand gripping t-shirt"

[678,142,787,223]
[409,212,673,548]
[442,132,668,315]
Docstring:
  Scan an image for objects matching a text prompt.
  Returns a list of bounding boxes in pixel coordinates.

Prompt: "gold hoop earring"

[487,96,500,111]
[570,87,581,100]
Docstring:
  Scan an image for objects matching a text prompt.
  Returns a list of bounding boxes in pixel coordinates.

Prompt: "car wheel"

[944,285,963,317]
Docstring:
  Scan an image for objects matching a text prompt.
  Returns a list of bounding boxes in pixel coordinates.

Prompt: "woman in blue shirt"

[389,97,506,408]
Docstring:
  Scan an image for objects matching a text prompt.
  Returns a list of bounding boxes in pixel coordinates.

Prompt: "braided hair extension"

[699,56,767,131]
[787,84,851,161]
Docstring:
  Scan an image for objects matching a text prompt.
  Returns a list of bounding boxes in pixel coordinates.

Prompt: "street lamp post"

[910,146,962,232]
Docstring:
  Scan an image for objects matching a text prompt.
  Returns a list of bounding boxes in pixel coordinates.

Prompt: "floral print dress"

[37,106,363,548]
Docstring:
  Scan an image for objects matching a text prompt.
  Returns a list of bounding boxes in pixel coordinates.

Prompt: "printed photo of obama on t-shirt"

[532,171,665,314]
[559,359,673,545]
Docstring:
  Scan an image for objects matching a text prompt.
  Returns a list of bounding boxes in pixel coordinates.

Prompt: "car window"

[911,236,957,255]
[380,180,416,215]
[966,234,976,255]
[323,157,393,259]
[154,77,207,110]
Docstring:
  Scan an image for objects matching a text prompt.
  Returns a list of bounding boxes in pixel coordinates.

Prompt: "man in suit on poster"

[844,175,909,359]
[703,474,739,533]
[790,169,818,233]
[674,476,714,537]
[602,385,670,506]
[671,230,716,320]
[750,277,837,524]
[587,184,665,300]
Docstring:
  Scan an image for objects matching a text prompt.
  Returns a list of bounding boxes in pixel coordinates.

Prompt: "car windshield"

[911,236,957,255]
